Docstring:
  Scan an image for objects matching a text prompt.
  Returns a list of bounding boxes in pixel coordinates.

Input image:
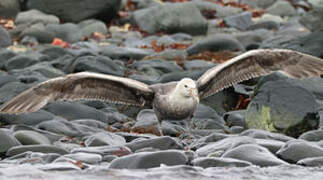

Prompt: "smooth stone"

[240,129,294,142]
[109,150,188,169]
[131,59,183,75]
[84,132,126,147]
[0,0,20,18]
[192,157,252,168]
[223,110,246,127]
[63,152,102,164]
[102,155,117,162]
[72,55,125,76]
[4,53,46,71]
[15,9,59,26]
[78,19,108,37]
[126,136,183,152]
[189,132,233,150]
[0,82,29,104]
[0,26,12,48]
[26,0,120,22]
[191,1,242,18]
[255,138,285,154]
[10,62,65,79]
[28,152,61,163]
[39,46,70,60]
[0,75,18,88]
[40,162,82,171]
[276,139,323,163]
[20,23,55,43]
[297,156,323,167]
[6,145,69,156]
[299,130,323,141]
[71,119,107,129]
[222,144,288,166]
[0,128,21,153]
[133,3,207,35]
[71,145,132,156]
[43,101,113,124]
[0,49,16,69]
[3,110,56,127]
[234,29,273,50]
[266,0,297,17]
[224,11,253,30]
[45,23,82,43]
[186,34,244,56]
[13,130,51,145]
[245,80,319,137]
[132,109,160,135]
[11,125,64,143]
[100,46,152,60]
[196,136,256,157]
[183,60,215,71]
[37,119,102,137]
[247,21,279,31]
[300,0,323,31]
[241,0,276,9]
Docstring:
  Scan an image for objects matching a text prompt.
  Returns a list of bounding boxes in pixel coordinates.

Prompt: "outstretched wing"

[197,49,323,99]
[0,72,154,114]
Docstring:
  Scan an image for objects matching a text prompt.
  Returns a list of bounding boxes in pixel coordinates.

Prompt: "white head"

[175,78,199,102]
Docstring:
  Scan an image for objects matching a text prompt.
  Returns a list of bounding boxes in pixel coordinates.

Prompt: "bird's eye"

[184,85,188,88]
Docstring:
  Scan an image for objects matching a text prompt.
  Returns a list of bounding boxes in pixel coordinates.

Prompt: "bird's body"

[1,49,323,136]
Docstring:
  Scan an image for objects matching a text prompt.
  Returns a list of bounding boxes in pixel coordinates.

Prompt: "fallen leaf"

[51,38,70,48]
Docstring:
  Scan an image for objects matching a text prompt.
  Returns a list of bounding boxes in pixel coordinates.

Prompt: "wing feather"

[0,72,154,114]
[197,49,323,99]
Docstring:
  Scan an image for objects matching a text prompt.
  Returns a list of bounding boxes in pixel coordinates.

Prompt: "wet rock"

[0,129,21,153]
[277,139,323,163]
[245,80,320,137]
[193,157,252,168]
[100,46,152,60]
[0,82,29,104]
[266,0,297,17]
[44,101,112,124]
[223,110,246,127]
[224,12,253,30]
[126,136,183,152]
[109,150,188,169]
[0,26,12,48]
[6,145,69,156]
[0,0,20,18]
[193,104,227,130]
[1,110,54,126]
[63,152,102,164]
[13,130,51,145]
[186,34,244,56]
[72,145,132,156]
[298,156,323,167]
[20,23,55,43]
[222,144,288,166]
[26,0,120,22]
[196,136,256,157]
[247,21,279,31]
[37,119,102,137]
[45,23,82,43]
[78,19,108,37]
[299,130,323,141]
[39,46,70,60]
[133,3,208,35]
[15,9,59,26]
[73,55,125,76]
[84,132,126,147]
[241,129,294,142]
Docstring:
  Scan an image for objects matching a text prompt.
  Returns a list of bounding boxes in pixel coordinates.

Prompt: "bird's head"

[177,78,199,101]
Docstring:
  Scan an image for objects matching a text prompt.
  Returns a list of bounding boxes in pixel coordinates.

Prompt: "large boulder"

[245,79,320,137]
[26,0,120,22]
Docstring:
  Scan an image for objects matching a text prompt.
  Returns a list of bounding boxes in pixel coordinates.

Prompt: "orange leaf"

[51,38,70,48]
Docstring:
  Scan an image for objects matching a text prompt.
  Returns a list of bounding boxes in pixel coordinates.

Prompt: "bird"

[1,49,323,136]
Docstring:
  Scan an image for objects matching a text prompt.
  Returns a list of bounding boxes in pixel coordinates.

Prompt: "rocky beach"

[0,0,323,179]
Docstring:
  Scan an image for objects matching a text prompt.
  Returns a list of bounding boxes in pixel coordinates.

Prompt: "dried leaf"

[51,38,70,48]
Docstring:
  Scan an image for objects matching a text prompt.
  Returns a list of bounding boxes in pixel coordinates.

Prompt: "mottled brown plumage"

[1,49,323,135]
